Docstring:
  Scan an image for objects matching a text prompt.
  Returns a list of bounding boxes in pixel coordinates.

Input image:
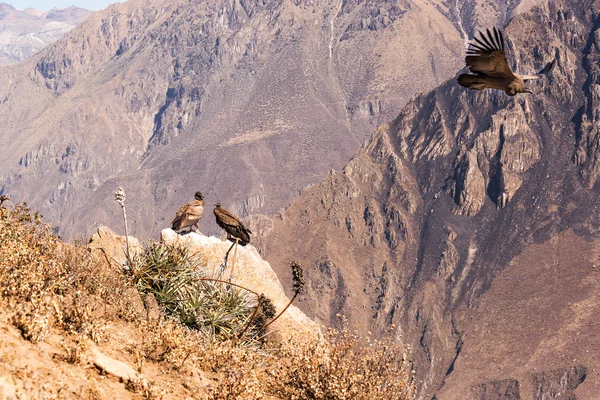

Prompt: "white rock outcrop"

[160,229,316,339]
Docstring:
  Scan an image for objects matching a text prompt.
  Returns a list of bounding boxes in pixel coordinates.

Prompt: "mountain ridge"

[258,1,600,397]
[0,2,92,66]
[0,0,538,240]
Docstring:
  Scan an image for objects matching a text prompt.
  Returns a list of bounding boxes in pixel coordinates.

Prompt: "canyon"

[0,3,91,66]
[259,1,600,397]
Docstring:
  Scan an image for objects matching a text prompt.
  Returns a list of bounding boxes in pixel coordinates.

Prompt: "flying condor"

[457,27,555,96]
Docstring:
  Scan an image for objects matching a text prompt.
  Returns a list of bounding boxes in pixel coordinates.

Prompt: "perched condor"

[171,191,204,234]
[213,202,252,245]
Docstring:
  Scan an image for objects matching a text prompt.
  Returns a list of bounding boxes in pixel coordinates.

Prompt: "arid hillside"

[0,0,539,239]
[0,3,91,66]
[0,199,415,399]
[259,0,600,398]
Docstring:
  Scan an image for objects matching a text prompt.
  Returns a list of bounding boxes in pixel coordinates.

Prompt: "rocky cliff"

[0,0,539,240]
[159,228,316,337]
[0,3,91,66]
[88,225,316,338]
[259,1,600,398]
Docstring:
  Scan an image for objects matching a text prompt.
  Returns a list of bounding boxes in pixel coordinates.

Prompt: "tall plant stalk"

[263,261,305,330]
[114,187,132,269]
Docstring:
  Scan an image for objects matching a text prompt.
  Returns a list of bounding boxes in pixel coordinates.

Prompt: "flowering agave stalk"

[263,261,305,330]
[114,187,132,269]
[237,293,276,339]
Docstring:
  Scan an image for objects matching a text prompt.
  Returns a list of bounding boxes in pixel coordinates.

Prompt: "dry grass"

[59,334,89,364]
[0,202,139,343]
[268,321,415,399]
[0,202,416,399]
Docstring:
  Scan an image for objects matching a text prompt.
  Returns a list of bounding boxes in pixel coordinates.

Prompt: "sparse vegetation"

[132,241,264,342]
[264,261,306,331]
[269,319,415,399]
[0,202,134,343]
[0,201,416,398]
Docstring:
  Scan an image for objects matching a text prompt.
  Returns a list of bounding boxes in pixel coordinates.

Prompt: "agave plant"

[132,242,260,342]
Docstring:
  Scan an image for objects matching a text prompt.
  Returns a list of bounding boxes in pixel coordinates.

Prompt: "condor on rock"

[213,203,252,245]
[171,191,204,234]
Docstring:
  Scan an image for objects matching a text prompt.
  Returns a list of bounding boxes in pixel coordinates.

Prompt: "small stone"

[92,348,139,382]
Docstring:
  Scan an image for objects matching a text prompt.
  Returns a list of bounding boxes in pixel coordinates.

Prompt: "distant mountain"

[0,3,92,66]
[259,0,600,397]
[0,0,539,240]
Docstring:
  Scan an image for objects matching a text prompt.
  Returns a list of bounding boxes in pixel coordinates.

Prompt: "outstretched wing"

[465,28,513,78]
[520,58,556,81]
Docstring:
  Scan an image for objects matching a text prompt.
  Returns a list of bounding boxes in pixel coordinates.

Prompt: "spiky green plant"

[132,242,263,342]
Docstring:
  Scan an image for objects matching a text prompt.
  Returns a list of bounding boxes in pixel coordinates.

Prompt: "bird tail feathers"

[171,217,182,231]
[238,228,251,244]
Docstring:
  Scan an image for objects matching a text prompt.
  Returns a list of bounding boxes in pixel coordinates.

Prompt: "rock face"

[259,1,600,398]
[0,0,539,240]
[0,3,92,66]
[89,225,316,337]
[89,225,142,267]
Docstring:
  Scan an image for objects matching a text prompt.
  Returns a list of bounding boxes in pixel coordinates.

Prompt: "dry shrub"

[266,322,416,399]
[210,367,263,400]
[61,241,143,323]
[0,203,141,343]
[139,319,196,365]
[59,334,90,364]
[12,305,50,343]
[125,377,167,400]
[0,202,417,398]
[192,322,415,399]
